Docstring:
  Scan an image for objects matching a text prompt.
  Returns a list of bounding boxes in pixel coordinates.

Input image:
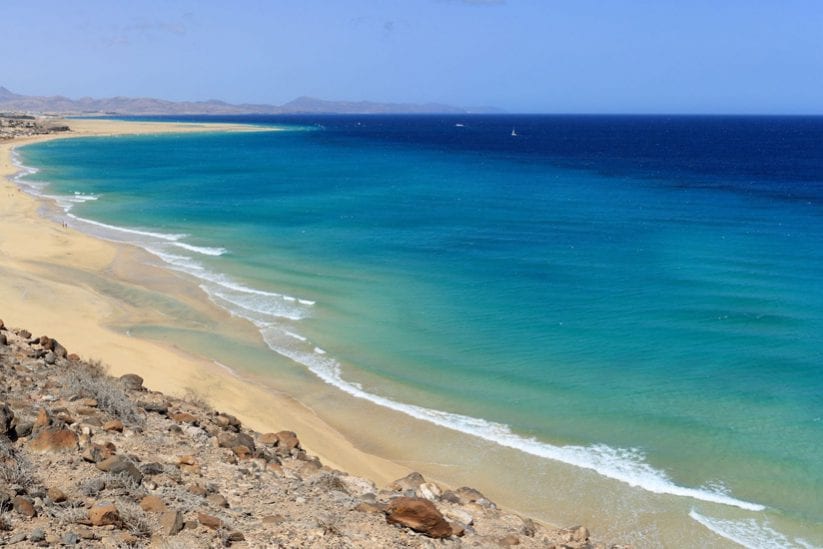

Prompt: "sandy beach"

[0,118,408,484]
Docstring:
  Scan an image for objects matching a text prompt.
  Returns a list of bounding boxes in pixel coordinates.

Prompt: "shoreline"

[1,118,763,547]
[0,119,410,486]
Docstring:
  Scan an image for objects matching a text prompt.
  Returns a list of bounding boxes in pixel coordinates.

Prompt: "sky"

[2,0,822,114]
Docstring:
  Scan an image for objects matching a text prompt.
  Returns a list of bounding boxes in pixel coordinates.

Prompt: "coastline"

[1,118,771,548]
[0,119,409,485]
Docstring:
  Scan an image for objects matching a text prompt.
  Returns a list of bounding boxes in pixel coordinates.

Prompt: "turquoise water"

[15,116,823,546]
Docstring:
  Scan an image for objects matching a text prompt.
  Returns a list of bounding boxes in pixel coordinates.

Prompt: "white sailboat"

[511,127,518,137]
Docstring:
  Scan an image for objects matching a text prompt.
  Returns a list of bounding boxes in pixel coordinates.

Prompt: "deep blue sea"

[15,115,823,547]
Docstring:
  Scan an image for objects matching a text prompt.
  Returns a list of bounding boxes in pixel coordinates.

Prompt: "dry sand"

[0,118,408,485]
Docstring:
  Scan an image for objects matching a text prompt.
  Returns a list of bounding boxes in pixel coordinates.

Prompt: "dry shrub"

[63,362,143,426]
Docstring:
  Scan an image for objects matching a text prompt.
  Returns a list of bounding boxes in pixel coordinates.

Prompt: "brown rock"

[0,333,6,346]
[39,335,54,350]
[206,493,229,508]
[217,431,255,451]
[188,483,207,497]
[232,444,251,459]
[171,412,197,423]
[28,428,78,452]
[12,495,36,517]
[388,472,426,492]
[139,495,166,513]
[0,318,4,330]
[499,534,521,546]
[198,512,223,529]
[47,487,67,503]
[227,531,245,542]
[19,329,31,339]
[102,419,124,432]
[259,432,279,446]
[89,502,120,526]
[354,501,385,514]
[274,430,299,450]
[177,454,197,466]
[119,373,144,391]
[215,413,240,429]
[67,353,80,362]
[0,402,16,436]
[159,510,184,535]
[454,486,487,503]
[96,455,143,484]
[261,514,285,524]
[81,443,115,463]
[53,343,68,359]
[385,496,453,539]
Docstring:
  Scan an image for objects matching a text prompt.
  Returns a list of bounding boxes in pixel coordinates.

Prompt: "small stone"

[96,455,143,484]
[119,374,144,391]
[89,502,120,526]
[33,408,51,429]
[171,412,197,423]
[354,501,385,514]
[177,454,197,466]
[44,351,56,365]
[12,495,36,517]
[139,495,166,513]
[274,430,299,450]
[417,482,441,501]
[259,432,278,445]
[47,487,67,503]
[206,493,229,508]
[9,532,27,544]
[102,419,124,432]
[141,402,168,415]
[198,512,223,529]
[63,532,80,546]
[30,528,46,542]
[388,472,426,492]
[188,483,207,497]
[227,531,245,542]
[159,510,184,536]
[499,534,521,546]
[261,514,285,524]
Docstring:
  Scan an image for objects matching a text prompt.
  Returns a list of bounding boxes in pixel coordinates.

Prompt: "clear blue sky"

[2,0,822,113]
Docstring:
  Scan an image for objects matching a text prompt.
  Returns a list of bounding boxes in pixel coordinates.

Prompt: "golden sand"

[0,118,408,484]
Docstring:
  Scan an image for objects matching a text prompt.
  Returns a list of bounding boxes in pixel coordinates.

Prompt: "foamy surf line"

[258,327,765,513]
[689,510,818,549]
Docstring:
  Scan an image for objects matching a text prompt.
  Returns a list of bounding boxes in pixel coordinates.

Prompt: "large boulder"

[385,496,453,539]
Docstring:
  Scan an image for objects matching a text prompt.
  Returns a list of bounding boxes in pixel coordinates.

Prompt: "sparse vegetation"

[62,362,143,426]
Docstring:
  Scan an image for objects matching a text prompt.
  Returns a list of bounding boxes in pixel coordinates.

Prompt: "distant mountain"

[0,86,502,115]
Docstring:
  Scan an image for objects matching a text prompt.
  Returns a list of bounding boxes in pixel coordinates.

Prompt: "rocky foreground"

[0,320,617,548]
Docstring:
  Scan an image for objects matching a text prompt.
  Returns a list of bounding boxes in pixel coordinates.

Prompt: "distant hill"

[0,86,501,115]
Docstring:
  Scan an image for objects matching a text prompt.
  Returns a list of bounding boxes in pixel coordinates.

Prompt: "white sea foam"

[689,510,818,549]
[284,331,307,342]
[171,241,227,256]
[66,213,187,241]
[205,288,305,321]
[256,325,765,512]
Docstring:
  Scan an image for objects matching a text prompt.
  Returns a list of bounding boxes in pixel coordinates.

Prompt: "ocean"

[14,115,823,547]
